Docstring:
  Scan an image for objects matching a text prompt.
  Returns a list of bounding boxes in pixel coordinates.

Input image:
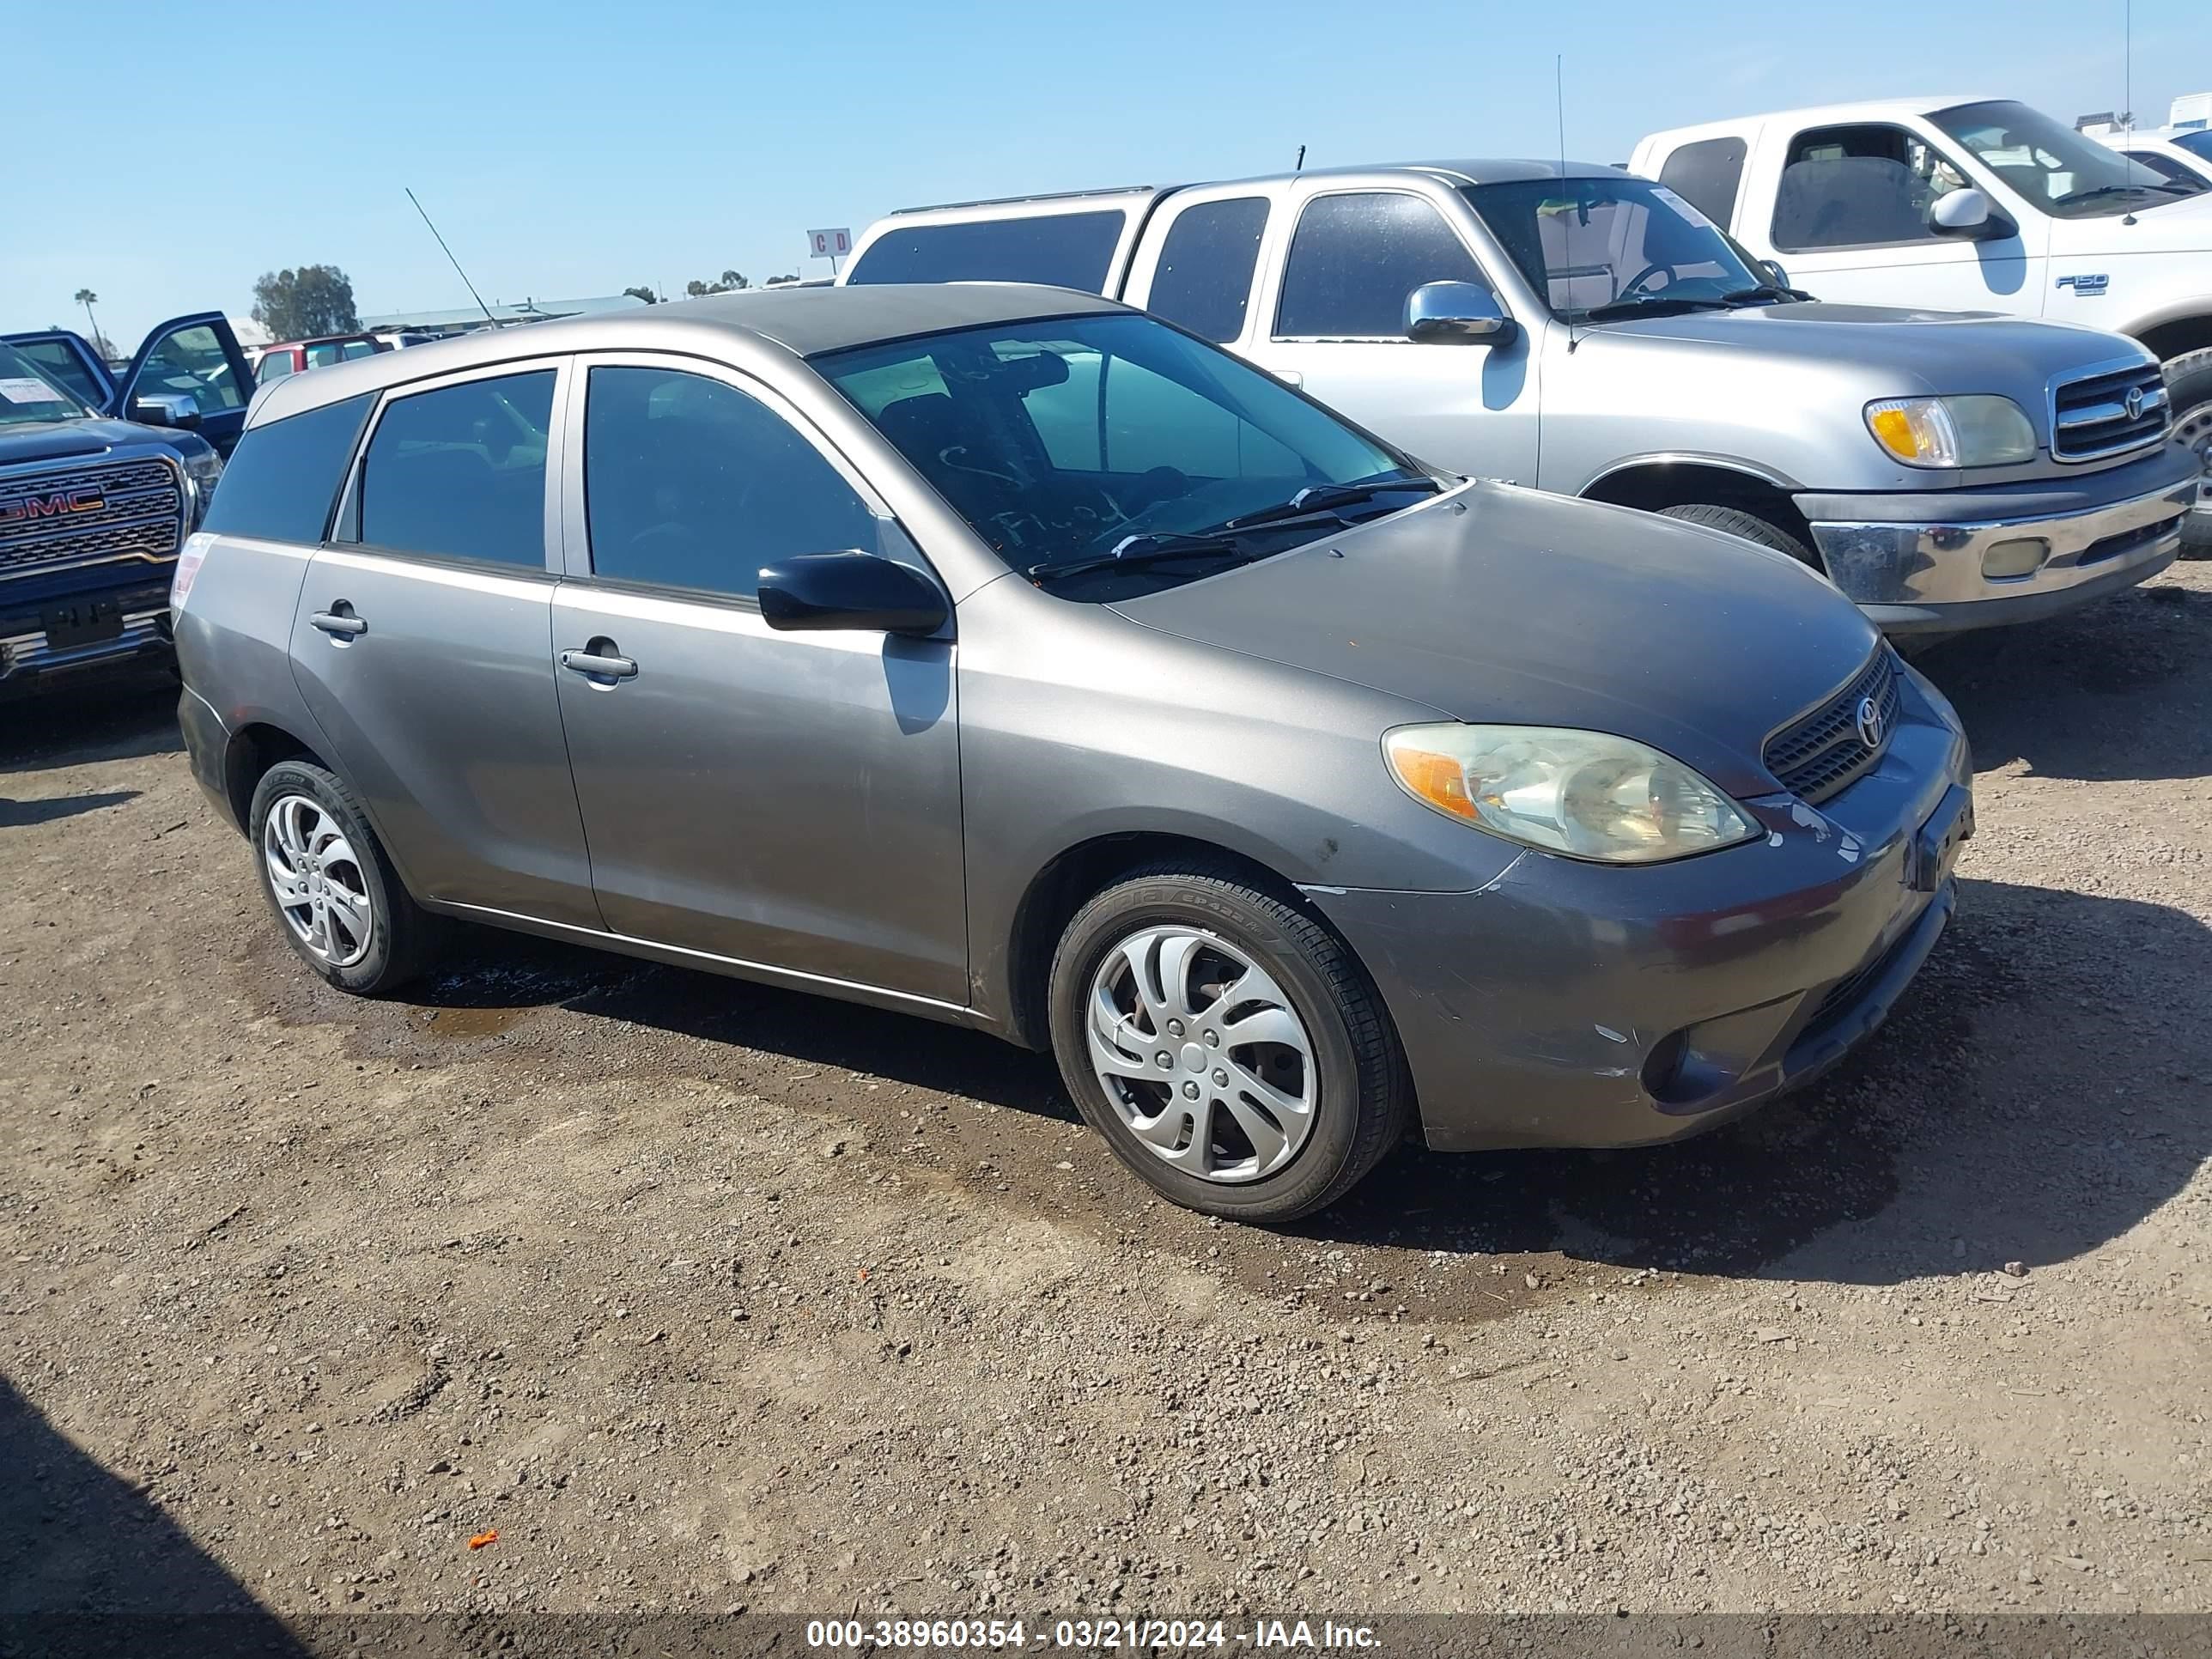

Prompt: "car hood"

[1587,300,2134,386]
[1107,483,1883,798]
[0,418,168,468]
[2052,186,2212,252]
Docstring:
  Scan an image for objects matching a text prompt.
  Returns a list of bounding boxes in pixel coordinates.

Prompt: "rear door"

[0,331,115,408]
[289,357,599,927]
[549,353,968,1002]
[1241,181,1541,483]
[116,313,259,455]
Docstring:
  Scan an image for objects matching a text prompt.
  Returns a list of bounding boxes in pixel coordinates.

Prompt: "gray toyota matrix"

[173,284,1972,1221]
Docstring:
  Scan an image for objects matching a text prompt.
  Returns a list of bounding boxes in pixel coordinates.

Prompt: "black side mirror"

[757,551,948,636]
[129,392,202,430]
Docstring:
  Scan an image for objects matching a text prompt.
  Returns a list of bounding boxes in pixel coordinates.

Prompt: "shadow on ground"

[1919,581,2211,782]
[0,1374,303,1652]
[0,683,182,775]
[369,867,2208,1297]
[0,789,140,828]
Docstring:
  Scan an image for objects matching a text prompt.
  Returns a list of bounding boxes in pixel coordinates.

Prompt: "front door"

[289,358,599,927]
[118,313,260,455]
[1740,121,2041,315]
[550,356,967,1004]
[1239,185,1541,484]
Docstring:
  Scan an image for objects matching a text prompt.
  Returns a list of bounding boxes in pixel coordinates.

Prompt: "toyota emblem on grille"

[2125,385,2146,421]
[1856,696,1886,750]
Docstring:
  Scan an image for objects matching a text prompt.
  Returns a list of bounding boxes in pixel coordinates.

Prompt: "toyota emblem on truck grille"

[1856,696,1886,750]
[2125,385,2146,421]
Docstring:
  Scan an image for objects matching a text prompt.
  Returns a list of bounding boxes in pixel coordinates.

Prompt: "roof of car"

[245,283,1127,427]
[1642,95,2002,143]
[888,159,1623,216]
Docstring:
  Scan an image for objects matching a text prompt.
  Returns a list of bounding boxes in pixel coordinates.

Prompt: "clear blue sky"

[6,0,2204,347]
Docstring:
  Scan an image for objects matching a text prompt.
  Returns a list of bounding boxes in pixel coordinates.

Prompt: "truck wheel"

[1657,502,1818,566]
[1047,864,1411,1224]
[247,759,441,996]
[2166,348,2212,559]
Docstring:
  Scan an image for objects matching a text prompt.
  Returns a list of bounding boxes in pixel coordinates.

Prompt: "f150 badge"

[2056,273,2111,295]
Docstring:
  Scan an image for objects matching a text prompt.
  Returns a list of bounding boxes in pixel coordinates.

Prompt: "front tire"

[248,759,438,995]
[1047,865,1410,1223]
[1657,501,1819,565]
[2166,347,2212,559]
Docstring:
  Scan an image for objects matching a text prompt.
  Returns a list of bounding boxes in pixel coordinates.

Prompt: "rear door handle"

[559,646,638,680]
[310,606,367,638]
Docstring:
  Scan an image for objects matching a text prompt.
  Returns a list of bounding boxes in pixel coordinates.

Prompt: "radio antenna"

[1294,143,1306,173]
[2123,0,2134,137]
[406,186,498,325]
[1558,55,1579,354]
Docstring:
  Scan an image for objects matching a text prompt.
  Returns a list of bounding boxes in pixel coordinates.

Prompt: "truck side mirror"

[129,391,202,431]
[1929,187,2008,240]
[1759,259,1792,290]
[1405,282,1519,346]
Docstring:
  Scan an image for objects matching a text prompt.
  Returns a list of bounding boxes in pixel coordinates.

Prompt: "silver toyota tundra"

[843,161,2200,638]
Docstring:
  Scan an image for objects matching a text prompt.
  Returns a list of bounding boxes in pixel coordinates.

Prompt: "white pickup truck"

[1632,96,2212,550]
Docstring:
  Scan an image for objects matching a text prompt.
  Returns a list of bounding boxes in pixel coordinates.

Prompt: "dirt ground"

[3,562,2209,1631]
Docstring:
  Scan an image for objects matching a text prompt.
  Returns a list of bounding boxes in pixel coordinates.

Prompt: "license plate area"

[41,599,125,649]
[1907,785,1974,894]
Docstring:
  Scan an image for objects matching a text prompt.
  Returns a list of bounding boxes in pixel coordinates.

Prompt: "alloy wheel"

[1085,925,1317,1183]
[263,793,374,968]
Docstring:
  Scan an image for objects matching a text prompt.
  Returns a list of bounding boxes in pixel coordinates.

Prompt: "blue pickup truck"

[0,313,253,698]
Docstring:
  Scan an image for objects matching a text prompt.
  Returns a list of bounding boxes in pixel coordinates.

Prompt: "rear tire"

[247,760,440,995]
[1047,863,1410,1224]
[2165,348,2212,559]
[1657,501,1819,566]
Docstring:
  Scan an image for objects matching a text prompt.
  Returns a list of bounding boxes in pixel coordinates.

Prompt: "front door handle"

[559,642,638,680]
[311,605,367,638]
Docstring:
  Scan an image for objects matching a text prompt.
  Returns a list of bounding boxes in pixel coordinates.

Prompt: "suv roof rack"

[893,185,1161,215]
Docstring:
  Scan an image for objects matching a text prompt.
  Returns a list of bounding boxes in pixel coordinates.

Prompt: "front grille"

[0,457,184,579]
[2050,361,2171,463]
[1764,649,1901,804]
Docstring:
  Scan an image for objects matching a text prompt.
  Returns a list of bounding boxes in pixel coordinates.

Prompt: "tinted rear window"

[358,371,556,568]
[846,210,1126,291]
[203,392,374,544]
[1146,198,1269,343]
[1656,136,1748,226]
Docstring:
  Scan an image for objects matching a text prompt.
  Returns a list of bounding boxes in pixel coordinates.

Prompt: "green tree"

[72,288,102,349]
[623,285,659,305]
[251,265,361,340]
[683,270,751,298]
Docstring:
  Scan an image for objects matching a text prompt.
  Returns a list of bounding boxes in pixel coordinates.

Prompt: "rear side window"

[257,353,297,383]
[581,367,875,599]
[1656,137,1748,226]
[846,210,1126,291]
[357,370,556,568]
[1146,198,1269,343]
[202,392,374,544]
[1275,192,1484,338]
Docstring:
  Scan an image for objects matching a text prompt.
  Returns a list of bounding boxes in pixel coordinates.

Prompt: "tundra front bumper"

[1798,443,2197,635]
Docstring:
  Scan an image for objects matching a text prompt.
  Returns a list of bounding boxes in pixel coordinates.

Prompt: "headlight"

[179,444,223,529]
[1864,395,2037,468]
[1383,724,1759,864]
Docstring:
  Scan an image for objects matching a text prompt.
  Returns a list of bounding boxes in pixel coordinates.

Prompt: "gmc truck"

[842,160,2199,638]
[1632,97,2212,552]
[0,313,252,696]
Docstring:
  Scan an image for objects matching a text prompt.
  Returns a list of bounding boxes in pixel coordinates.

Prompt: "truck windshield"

[1461,177,1768,323]
[0,342,94,427]
[816,312,1428,593]
[1929,100,2206,216]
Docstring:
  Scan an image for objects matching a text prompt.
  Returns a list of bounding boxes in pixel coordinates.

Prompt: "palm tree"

[73,289,101,349]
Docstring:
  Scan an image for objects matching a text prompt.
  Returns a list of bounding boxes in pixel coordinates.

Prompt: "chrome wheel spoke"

[1216,1087,1290,1172]
[1155,931,1206,1021]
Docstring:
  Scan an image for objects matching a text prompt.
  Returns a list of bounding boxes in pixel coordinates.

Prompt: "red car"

[253,333,389,384]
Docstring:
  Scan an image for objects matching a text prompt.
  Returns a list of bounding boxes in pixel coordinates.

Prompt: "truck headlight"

[179,444,224,529]
[1383,724,1759,864]
[1865,395,2037,468]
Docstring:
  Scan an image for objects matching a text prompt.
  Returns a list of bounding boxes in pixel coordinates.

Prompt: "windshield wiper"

[2057,183,2194,210]
[1218,476,1440,532]
[1025,531,1256,584]
[1719,283,1815,305]
[1577,295,1735,322]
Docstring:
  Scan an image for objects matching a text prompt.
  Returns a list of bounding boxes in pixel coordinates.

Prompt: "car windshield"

[0,341,93,427]
[1462,175,1769,322]
[815,312,1430,594]
[1929,100,2207,216]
